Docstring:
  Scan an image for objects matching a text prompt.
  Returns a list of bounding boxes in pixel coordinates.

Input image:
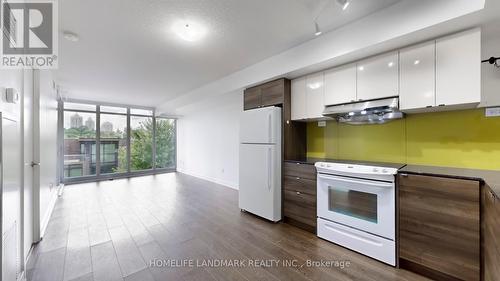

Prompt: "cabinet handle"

[358,99,363,101]
[296,191,301,195]
[426,105,433,108]
[351,100,356,102]
[296,177,301,180]
[489,190,496,201]
[438,104,445,107]
[400,173,408,177]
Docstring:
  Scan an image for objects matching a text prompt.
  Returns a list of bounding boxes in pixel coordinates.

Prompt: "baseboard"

[39,186,59,238]
[177,169,238,190]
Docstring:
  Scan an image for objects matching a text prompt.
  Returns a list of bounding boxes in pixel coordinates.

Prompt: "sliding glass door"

[61,102,176,183]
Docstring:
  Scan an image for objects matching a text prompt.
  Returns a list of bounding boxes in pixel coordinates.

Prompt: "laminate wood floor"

[27,173,429,281]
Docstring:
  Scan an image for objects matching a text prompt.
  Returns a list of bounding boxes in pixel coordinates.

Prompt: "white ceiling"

[56,0,401,106]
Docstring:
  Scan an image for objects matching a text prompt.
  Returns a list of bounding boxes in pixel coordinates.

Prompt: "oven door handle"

[318,174,394,188]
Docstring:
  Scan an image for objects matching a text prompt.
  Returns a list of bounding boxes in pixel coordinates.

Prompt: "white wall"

[176,91,242,189]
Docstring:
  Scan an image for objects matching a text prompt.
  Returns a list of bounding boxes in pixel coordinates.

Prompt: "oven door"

[317,173,395,240]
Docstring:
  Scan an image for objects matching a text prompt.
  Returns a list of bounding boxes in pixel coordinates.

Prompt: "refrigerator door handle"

[268,113,272,143]
[267,148,272,191]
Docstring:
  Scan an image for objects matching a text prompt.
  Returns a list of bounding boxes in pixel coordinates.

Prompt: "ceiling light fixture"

[63,31,79,42]
[336,0,351,11]
[387,62,394,68]
[414,60,420,65]
[172,20,207,42]
[314,22,322,36]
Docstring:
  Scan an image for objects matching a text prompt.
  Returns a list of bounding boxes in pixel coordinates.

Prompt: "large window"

[63,109,97,178]
[61,102,176,182]
[130,116,153,171]
[155,118,176,169]
[100,108,127,174]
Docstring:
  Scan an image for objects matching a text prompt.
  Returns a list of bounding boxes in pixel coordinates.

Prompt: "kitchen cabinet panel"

[284,162,316,180]
[261,79,285,107]
[283,176,316,196]
[357,52,399,101]
[483,185,500,281]
[399,174,480,281]
[324,63,357,106]
[305,72,325,119]
[243,87,262,110]
[400,41,436,111]
[291,77,307,120]
[436,28,481,107]
[283,162,317,233]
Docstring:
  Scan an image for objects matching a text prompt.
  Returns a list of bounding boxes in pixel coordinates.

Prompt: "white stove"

[315,162,398,182]
[315,161,400,266]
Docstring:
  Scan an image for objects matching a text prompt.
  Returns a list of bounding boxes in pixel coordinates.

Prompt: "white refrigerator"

[239,106,282,222]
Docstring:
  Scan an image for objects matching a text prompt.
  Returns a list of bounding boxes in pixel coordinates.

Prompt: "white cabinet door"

[357,52,399,101]
[436,28,481,106]
[305,72,325,119]
[291,77,306,120]
[400,41,436,111]
[324,63,357,106]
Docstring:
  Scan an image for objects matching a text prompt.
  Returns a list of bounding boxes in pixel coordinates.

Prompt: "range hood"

[322,97,403,125]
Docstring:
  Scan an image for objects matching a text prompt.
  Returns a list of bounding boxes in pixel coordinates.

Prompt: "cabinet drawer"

[283,190,316,227]
[284,162,316,180]
[284,176,316,196]
[398,173,480,281]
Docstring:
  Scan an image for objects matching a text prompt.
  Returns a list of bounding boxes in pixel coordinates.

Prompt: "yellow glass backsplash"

[306,109,500,170]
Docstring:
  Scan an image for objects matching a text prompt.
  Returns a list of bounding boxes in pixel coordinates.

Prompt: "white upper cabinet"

[305,72,325,119]
[291,77,307,120]
[436,28,481,106]
[400,41,436,111]
[357,52,399,101]
[324,63,357,106]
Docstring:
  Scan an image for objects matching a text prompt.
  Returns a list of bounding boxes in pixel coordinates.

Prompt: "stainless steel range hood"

[322,97,403,125]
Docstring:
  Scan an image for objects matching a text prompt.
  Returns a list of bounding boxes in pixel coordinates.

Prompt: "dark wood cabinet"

[261,79,285,106]
[283,162,316,233]
[243,79,284,110]
[243,87,262,110]
[482,185,500,281]
[398,174,480,281]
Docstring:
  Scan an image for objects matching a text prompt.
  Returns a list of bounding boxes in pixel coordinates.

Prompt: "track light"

[337,0,350,10]
[314,22,322,36]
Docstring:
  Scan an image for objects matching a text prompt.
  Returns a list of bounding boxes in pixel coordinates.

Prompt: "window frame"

[60,99,176,184]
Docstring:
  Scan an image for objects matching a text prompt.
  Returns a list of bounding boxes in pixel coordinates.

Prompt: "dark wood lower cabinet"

[283,162,316,233]
[483,184,500,281]
[398,174,480,281]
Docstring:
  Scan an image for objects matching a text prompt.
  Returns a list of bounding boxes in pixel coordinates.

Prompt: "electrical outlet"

[317,121,326,127]
[485,107,500,117]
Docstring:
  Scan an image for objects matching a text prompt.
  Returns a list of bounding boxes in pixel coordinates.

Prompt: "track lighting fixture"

[314,22,322,36]
[336,0,350,10]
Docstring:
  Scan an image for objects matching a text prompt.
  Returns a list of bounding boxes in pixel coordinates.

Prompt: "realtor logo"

[1,0,58,69]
